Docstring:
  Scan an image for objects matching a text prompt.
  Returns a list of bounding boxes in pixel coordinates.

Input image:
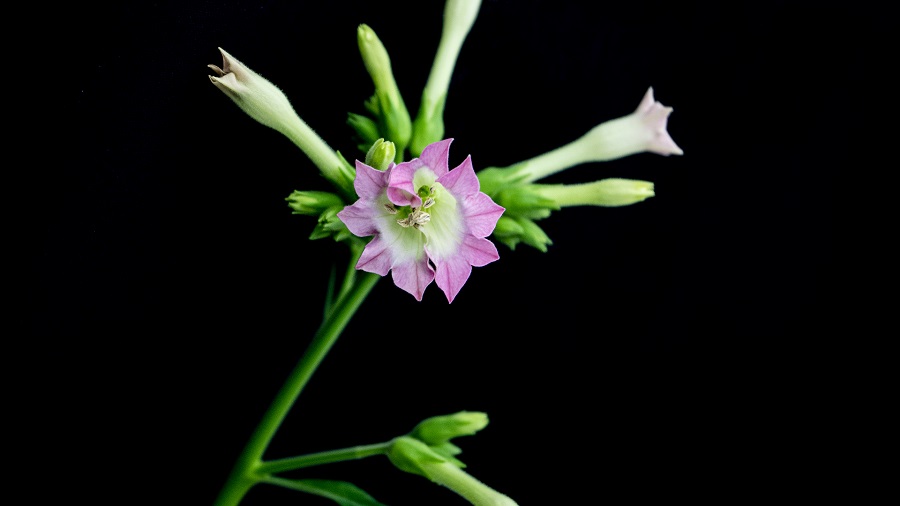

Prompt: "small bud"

[357,24,412,157]
[492,216,552,252]
[310,206,354,242]
[411,411,489,446]
[364,138,396,171]
[492,215,524,239]
[286,190,344,216]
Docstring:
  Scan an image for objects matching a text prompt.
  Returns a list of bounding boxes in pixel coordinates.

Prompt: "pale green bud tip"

[357,24,390,82]
[365,138,396,171]
[594,178,655,206]
[356,24,412,151]
[285,190,344,215]
[411,411,489,446]
[207,47,298,134]
[537,178,655,208]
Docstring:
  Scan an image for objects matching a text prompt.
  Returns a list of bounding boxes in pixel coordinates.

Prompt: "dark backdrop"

[57,0,857,503]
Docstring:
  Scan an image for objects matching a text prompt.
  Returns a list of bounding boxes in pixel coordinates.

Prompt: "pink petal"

[353,161,390,199]
[418,138,453,178]
[336,200,379,237]
[387,159,424,207]
[436,155,479,197]
[390,257,435,301]
[432,254,472,304]
[462,192,505,238]
[428,235,499,303]
[356,236,393,276]
[460,234,500,267]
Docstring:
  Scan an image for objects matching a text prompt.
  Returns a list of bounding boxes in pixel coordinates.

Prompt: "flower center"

[387,185,437,230]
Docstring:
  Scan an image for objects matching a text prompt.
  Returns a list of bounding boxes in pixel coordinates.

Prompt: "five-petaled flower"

[338,139,504,302]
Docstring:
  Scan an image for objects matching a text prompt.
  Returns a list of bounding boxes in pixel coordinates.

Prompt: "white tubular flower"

[208,47,354,196]
[410,0,482,156]
[502,87,683,185]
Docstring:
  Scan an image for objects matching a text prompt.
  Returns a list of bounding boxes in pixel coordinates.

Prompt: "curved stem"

[258,441,391,475]
[214,270,381,506]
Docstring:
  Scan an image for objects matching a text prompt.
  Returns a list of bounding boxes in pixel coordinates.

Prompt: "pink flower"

[338,139,504,302]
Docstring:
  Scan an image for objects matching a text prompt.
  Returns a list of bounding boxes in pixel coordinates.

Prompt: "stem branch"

[213,269,381,506]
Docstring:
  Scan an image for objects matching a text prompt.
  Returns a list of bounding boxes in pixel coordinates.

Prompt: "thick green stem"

[213,271,381,506]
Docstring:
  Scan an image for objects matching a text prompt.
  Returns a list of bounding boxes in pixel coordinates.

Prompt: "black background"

[56,0,861,503]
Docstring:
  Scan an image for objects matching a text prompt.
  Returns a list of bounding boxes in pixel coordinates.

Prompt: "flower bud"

[410,411,489,447]
[386,436,518,506]
[364,138,396,171]
[357,24,412,157]
[387,436,451,479]
[492,215,553,252]
[285,190,345,216]
[535,178,655,208]
[310,206,354,242]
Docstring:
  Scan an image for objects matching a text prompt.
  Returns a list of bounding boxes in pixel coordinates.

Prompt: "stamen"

[412,210,431,225]
[384,203,398,214]
[423,197,435,209]
[397,208,430,228]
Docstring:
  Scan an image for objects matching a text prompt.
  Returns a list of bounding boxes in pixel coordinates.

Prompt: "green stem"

[213,270,381,506]
[257,441,391,475]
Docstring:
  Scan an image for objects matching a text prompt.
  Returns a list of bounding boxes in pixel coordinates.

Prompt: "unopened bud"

[364,138,396,171]
[411,411,489,446]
